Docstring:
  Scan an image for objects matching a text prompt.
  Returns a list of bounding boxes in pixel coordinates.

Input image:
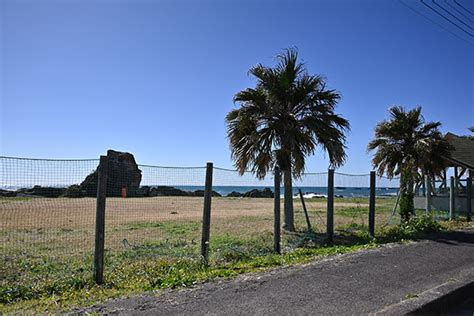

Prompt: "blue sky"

[1,0,473,173]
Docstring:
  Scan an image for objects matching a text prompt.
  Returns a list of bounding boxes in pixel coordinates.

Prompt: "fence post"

[274,167,281,254]
[200,162,213,265]
[449,176,455,220]
[467,170,472,222]
[327,169,334,243]
[94,155,108,284]
[425,175,431,214]
[369,171,376,238]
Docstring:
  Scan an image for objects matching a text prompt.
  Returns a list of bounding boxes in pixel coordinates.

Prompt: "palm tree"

[226,48,350,231]
[367,106,452,222]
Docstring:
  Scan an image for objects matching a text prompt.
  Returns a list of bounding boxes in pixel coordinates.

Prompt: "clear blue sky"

[1,0,473,173]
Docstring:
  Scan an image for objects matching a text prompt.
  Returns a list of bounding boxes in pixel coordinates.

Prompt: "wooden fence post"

[369,171,376,238]
[467,170,472,222]
[200,162,213,265]
[425,175,432,214]
[94,155,108,284]
[327,169,334,243]
[274,167,281,254]
[449,176,455,220]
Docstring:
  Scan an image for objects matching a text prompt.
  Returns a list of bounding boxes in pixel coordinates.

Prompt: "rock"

[226,191,243,197]
[192,190,222,197]
[242,188,274,198]
[149,186,191,197]
[136,186,151,197]
[0,189,16,197]
[79,150,142,197]
[16,186,66,198]
[63,185,85,198]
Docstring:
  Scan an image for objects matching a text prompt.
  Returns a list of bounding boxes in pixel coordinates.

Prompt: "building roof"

[445,132,474,170]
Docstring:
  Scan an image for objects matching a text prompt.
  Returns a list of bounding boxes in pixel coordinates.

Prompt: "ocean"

[176,186,398,198]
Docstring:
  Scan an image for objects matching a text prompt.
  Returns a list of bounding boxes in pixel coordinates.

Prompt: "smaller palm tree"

[368,106,452,222]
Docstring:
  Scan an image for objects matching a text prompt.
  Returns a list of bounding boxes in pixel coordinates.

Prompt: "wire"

[420,0,474,37]
[454,0,474,15]
[398,0,474,45]
[433,0,473,30]
[445,0,474,23]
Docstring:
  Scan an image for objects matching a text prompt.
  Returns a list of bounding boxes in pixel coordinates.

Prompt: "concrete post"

[449,176,455,220]
[94,155,108,284]
[327,169,334,243]
[200,162,213,265]
[425,175,431,214]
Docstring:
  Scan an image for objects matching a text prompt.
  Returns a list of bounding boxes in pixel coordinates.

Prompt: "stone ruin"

[65,150,142,197]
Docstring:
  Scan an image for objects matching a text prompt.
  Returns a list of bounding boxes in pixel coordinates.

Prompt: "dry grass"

[1,196,396,255]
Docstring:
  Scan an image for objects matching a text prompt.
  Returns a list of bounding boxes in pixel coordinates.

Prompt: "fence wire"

[295,173,400,237]
[0,156,209,304]
[1,155,404,306]
[105,163,206,261]
[1,156,100,303]
[210,167,276,262]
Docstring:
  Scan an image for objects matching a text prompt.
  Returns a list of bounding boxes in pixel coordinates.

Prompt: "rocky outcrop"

[79,150,142,197]
[15,186,66,198]
[242,188,274,198]
[0,189,17,197]
[192,190,222,197]
[149,186,190,197]
[226,191,243,197]
[63,185,85,198]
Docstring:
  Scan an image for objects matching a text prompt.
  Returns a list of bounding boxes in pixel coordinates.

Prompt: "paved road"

[77,230,474,315]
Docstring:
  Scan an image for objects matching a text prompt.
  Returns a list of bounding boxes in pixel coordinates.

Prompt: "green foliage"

[367,106,453,222]
[226,48,349,178]
[399,193,414,222]
[377,214,443,243]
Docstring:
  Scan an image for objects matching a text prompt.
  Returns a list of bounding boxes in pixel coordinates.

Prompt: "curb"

[375,269,474,315]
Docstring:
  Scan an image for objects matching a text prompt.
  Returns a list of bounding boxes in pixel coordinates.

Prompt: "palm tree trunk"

[399,170,415,222]
[283,169,295,231]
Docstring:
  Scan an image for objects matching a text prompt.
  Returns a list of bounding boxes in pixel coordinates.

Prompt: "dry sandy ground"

[0,197,366,230]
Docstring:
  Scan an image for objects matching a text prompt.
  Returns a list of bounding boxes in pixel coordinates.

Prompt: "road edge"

[375,269,474,315]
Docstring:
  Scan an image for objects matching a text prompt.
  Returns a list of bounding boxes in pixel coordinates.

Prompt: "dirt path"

[74,230,474,315]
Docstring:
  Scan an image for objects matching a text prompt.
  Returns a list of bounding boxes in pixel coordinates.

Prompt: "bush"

[378,213,442,243]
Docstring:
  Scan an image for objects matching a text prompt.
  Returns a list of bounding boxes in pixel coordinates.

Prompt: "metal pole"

[200,162,213,265]
[299,189,313,232]
[274,167,281,254]
[467,170,472,222]
[425,175,431,214]
[327,169,334,243]
[369,171,376,238]
[449,176,455,220]
[94,155,108,284]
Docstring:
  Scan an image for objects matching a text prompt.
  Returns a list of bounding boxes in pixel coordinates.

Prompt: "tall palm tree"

[367,106,452,222]
[226,48,350,231]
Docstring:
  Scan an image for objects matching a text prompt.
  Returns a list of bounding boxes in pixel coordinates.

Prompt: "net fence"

[0,156,209,304]
[295,173,400,237]
[1,157,100,303]
[105,163,206,262]
[211,167,276,262]
[1,155,404,304]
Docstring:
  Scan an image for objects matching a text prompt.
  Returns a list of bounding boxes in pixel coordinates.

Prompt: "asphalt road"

[76,230,474,315]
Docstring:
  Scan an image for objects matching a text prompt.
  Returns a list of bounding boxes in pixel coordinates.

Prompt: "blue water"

[176,185,398,197]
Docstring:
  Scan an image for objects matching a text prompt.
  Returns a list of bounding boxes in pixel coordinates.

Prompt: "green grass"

[0,241,373,314]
